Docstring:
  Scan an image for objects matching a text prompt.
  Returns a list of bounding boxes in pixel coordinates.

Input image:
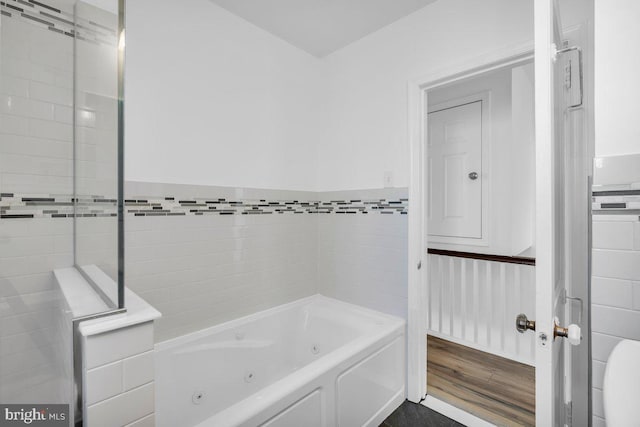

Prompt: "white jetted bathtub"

[155,295,406,427]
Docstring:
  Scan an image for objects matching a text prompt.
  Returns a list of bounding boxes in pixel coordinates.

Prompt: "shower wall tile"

[0,218,73,403]
[0,14,74,197]
[0,4,79,405]
[316,189,408,319]
[591,213,640,426]
[125,182,320,343]
[125,182,409,343]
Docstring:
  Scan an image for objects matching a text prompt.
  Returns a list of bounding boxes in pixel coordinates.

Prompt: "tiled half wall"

[124,182,409,343]
[1,182,408,345]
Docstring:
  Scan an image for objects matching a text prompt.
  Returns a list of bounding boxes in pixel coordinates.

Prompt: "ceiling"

[209,0,438,57]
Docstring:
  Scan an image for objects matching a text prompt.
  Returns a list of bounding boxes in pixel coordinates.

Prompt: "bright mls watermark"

[0,405,69,426]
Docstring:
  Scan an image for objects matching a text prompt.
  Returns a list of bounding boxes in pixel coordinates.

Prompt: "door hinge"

[565,401,573,427]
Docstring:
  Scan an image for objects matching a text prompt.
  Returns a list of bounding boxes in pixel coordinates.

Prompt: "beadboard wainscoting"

[426,253,536,365]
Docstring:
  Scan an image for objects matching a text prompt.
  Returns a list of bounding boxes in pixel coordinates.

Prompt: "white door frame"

[406,41,534,402]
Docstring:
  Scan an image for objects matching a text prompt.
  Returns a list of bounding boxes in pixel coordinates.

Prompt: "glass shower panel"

[0,0,123,420]
[73,0,121,303]
[0,0,76,410]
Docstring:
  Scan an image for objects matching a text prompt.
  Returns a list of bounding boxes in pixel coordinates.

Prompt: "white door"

[534,1,589,425]
[427,102,482,239]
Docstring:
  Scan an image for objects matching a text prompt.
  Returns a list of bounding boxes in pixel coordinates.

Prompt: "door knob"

[468,172,478,180]
[516,313,536,333]
[554,321,582,346]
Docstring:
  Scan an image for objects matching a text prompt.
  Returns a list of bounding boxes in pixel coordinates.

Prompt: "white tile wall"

[84,322,154,369]
[591,215,640,426]
[0,8,77,404]
[127,210,319,342]
[85,383,154,427]
[125,183,409,343]
[316,189,408,319]
[1,2,122,413]
[83,322,156,427]
[1,15,74,195]
[0,217,73,403]
[86,360,123,405]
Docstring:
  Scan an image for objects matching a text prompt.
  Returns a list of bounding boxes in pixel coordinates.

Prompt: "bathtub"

[155,295,406,427]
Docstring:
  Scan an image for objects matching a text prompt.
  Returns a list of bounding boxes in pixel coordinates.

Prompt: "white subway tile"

[0,134,72,159]
[84,322,154,369]
[592,249,640,281]
[0,113,29,135]
[85,360,123,405]
[0,95,54,121]
[0,153,72,177]
[593,388,605,418]
[28,118,72,142]
[593,221,635,250]
[0,342,57,378]
[28,81,72,106]
[592,276,633,309]
[0,252,72,278]
[592,304,640,340]
[54,105,73,124]
[86,382,154,427]
[0,273,56,298]
[0,327,55,357]
[633,282,640,311]
[0,290,58,319]
[123,351,154,391]
[592,332,623,362]
[0,235,55,258]
[0,73,30,96]
[0,309,56,337]
[1,172,73,194]
[593,360,607,390]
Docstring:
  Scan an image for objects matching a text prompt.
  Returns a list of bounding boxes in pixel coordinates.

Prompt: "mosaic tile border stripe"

[0,193,408,219]
[0,193,116,218]
[0,0,117,46]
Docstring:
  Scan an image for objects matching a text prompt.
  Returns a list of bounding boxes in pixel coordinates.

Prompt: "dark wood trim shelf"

[427,248,535,266]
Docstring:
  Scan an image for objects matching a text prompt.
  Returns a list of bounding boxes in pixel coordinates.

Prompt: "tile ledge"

[54,267,110,318]
[55,266,161,337]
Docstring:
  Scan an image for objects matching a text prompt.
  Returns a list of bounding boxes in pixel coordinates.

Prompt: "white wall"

[125,0,324,191]
[127,0,535,193]
[594,0,640,157]
[317,0,534,191]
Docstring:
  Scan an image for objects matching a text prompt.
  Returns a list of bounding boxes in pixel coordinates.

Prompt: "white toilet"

[603,339,640,426]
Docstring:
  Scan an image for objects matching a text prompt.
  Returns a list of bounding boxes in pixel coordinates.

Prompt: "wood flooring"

[427,335,535,426]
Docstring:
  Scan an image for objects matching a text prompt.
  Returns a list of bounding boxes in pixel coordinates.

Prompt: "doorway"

[425,58,537,425]
[407,5,593,421]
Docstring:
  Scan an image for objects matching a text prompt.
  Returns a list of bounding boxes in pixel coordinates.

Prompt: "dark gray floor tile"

[381,400,466,427]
